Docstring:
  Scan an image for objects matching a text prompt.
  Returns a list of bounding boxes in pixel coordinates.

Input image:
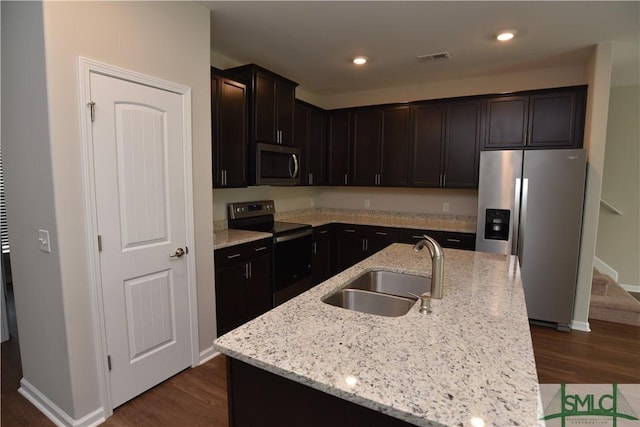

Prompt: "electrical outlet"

[364,199,371,208]
[442,202,450,213]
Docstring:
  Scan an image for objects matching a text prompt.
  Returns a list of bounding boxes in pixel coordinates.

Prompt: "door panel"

[90,72,191,408]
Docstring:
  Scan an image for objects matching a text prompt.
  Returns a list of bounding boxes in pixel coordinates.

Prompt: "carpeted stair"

[589,268,640,327]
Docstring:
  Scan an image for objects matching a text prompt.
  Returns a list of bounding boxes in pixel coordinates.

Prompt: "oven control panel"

[228,200,275,220]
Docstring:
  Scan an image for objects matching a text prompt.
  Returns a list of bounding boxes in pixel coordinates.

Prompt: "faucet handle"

[408,292,432,314]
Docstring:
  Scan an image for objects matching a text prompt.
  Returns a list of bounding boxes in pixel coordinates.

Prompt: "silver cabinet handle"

[313,242,317,255]
[309,172,313,185]
[375,231,387,236]
[248,261,252,278]
[319,230,329,234]
[244,262,249,279]
[445,238,461,243]
[170,247,185,258]
[254,246,268,252]
[227,253,241,259]
[344,174,348,185]
[344,229,356,233]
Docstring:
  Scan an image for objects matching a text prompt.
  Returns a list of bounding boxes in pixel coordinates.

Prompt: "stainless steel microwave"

[253,143,300,186]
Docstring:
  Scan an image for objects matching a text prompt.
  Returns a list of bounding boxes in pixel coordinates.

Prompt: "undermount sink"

[322,270,431,317]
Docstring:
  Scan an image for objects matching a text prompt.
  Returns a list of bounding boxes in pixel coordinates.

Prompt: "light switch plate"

[38,229,51,253]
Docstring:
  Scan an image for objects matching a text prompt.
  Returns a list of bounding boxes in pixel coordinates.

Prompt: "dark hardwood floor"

[2,318,639,426]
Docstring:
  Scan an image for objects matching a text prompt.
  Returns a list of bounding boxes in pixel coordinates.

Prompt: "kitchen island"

[214,243,541,426]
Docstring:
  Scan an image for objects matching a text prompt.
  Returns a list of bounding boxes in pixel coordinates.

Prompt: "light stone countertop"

[213,208,477,250]
[213,229,272,250]
[214,243,541,427]
[278,208,476,233]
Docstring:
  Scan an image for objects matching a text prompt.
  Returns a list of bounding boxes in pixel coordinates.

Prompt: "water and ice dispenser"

[484,209,510,241]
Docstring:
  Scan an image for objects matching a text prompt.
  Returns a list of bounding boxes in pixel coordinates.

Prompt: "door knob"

[170,247,185,258]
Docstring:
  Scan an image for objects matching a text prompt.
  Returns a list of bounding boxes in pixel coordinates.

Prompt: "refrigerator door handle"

[518,178,529,265]
[512,178,522,256]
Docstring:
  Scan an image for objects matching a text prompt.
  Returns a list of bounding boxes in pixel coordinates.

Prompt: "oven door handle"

[275,228,312,243]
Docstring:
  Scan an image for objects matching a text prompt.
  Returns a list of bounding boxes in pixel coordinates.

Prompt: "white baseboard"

[621,283,640,293]
[198,345,220,365]
[18,378,105,427]
[570,320,591,332]
[593,257,618,282]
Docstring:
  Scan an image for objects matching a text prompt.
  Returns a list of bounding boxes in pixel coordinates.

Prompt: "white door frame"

[78,57,199,417]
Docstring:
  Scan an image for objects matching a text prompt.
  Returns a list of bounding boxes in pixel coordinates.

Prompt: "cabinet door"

[245,253,272,320]
[364,227,398,255]
[219,77,248,188]
[295,102,326,186]
[528,90,583,148]
[443,100,481,188]
[351,108,381,186]
[211,74,222,187]
[327,110,351,185]
[307,108,326,185]
[312,226,334,285]
[294,103,310,184]
[255,72,277,144]
[380,106,410,186]
[215,262,248,336]
[410,103,445,187]
[277,81,296,146]
[484,96,528,149]
[335,227,366,272]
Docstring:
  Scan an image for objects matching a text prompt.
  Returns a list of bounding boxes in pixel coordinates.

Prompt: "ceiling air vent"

[416,52,450,63]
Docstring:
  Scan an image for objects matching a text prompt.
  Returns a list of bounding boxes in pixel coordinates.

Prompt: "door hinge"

[107,355,112,371]
[97,235,102,252]
[88,101,96,122]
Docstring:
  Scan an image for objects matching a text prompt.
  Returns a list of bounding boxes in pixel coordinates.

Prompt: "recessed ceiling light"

[353,56,368,65]
[496,31,515,42]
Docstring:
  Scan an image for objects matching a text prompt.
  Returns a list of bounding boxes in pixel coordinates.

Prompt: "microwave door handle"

[290,153,299,178]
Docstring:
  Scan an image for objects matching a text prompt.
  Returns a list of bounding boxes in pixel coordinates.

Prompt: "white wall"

[213,186,316,220]
[3,1,213,421]
[314,187,478,217]
[596,85,640,286]
[2,1,75,413]
[573,43,613,330]
[312,64,586,110]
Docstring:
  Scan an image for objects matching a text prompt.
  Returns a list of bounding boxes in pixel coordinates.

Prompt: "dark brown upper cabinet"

[380,105,411,186]
[351,108,382,186]
[410,99,481,188]
[350,105,411,187]
[226,64,299,147]
[410,102,445,187]
[294,100,326,185]
[484,86,586,150]
[327,109,351,186]
[443,100,482,188]
[211,68,247,188]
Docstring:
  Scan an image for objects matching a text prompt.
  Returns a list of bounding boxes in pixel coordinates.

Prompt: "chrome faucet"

[413,235,444,299]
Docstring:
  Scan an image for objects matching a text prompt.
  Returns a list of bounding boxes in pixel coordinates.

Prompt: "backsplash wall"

[314,187,478,216]
[213,186,478,221]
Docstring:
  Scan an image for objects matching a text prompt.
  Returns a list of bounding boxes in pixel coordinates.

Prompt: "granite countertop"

[213,208,477,250]
[214,243,541,426]
[213,229,272,250]
[279,208,476,234]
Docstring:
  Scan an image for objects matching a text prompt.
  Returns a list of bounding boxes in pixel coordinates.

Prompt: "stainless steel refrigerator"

[476,149,587,331]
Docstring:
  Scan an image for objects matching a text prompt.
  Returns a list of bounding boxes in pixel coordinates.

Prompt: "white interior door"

[90,72,192,408]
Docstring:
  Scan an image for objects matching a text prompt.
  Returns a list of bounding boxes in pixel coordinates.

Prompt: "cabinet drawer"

[402,229,476,251]
[215,238,272,268]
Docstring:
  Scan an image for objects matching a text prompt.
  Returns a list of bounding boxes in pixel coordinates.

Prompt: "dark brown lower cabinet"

[214,239,272,336]
[334,224,398,273]
[311,224,334,285]
[227,358,413,427]
[401,228,476,251]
